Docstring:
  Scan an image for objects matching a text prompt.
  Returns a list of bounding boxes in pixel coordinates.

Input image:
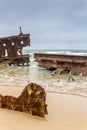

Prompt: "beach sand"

[0,85,87,130]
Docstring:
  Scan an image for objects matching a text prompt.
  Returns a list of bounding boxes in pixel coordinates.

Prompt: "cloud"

[0,0,87,49]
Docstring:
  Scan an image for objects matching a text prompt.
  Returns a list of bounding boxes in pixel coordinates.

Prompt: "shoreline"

[47,90,87,98]
[0,85,87,130]
[0,65,87,98]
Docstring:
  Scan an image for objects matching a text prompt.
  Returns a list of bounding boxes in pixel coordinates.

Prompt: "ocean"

[1,49,87,97]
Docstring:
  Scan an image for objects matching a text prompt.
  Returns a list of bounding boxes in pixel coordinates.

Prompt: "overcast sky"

[0,0,87,50]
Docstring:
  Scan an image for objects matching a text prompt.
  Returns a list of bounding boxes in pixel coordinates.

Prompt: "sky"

[0,0,87,50]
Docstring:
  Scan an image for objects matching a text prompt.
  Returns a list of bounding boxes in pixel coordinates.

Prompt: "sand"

[0,85,87,130]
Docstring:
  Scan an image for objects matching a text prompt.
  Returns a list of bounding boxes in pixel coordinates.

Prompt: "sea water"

[1,49,87,97]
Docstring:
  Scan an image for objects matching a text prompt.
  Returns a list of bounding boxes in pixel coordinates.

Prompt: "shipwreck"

[34,53,87,75]
[0,27,30,66]
[0,82,48,117]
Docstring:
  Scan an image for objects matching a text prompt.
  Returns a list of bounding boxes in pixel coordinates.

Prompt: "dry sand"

[0,85,87,130]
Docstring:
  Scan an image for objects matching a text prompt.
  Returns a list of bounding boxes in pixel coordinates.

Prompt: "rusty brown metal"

[34,53,87,75]
[0,31,30,66]
[0,82,48,117]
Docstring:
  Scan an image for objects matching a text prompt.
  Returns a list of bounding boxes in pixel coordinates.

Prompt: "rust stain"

[34,53,87,75]
[0,28,30,66]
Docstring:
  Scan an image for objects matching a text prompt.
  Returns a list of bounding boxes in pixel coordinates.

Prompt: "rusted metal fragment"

[0,94,3,107]
[0,31,30,66]
[34,53,87,75]
[0,83,48,118]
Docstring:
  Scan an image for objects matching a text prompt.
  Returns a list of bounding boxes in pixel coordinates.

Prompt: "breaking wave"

[0,49,87,97]
[45,50,87,56]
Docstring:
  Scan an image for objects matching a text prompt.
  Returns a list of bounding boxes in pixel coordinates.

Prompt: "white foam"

[45,50,87,56]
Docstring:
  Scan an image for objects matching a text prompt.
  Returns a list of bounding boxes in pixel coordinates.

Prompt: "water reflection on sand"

[0,65,87,97]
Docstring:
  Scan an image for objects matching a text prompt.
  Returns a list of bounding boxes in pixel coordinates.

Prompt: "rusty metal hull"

[34,53,87,75]
[0,33,30,66]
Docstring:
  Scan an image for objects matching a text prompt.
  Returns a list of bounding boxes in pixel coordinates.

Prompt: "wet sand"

[0,85,87,130]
